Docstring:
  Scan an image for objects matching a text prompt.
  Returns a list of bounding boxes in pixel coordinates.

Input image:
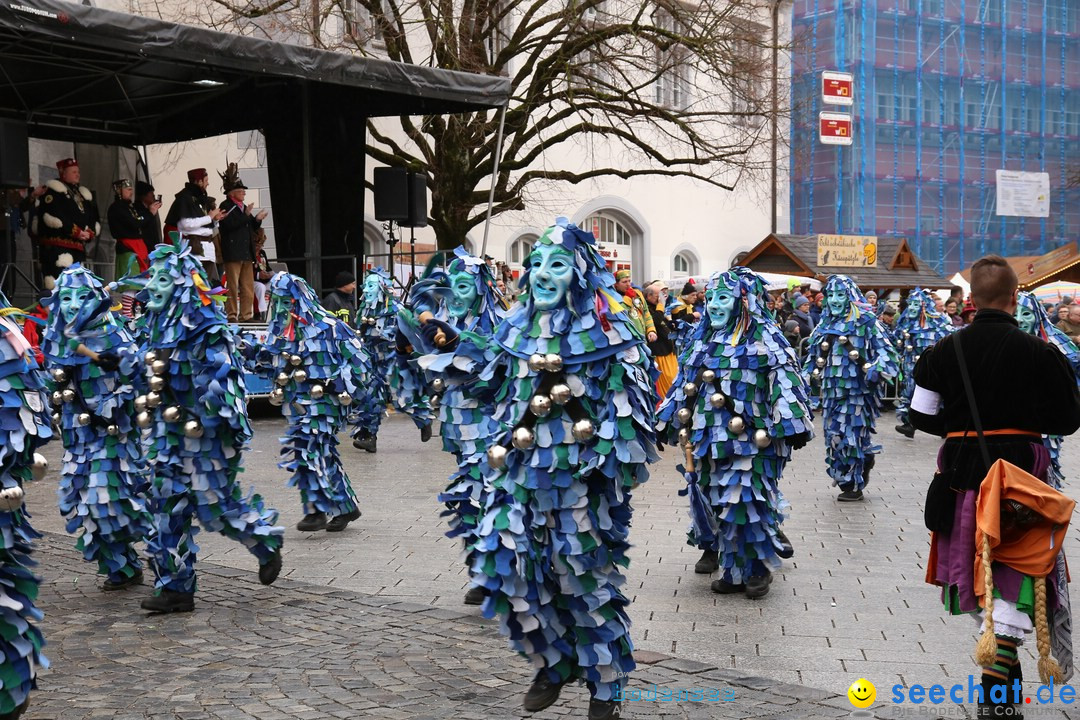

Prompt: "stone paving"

[23,409,1080,718]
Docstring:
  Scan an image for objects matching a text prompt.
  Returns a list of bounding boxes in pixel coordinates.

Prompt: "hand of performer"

[788,432,811,451]
[92,352,120,372]
[395,329,412,354]
[864,365,880,384]
[656,439,665,452]
[421,318,459,351]
[647,331,657,343]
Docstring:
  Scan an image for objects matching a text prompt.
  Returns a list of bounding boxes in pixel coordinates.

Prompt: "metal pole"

[480,103,509,259]
[771,0,780,235]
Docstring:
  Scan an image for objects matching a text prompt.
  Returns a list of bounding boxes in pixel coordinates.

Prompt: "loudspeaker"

[0,119,29,189]
[373,166,409,221]
[407,172,427,228]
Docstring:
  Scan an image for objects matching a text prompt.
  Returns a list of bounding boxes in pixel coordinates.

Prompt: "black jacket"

[648,305,675,357]
[910,309,1080,439]
[322,289,357,326]
[35,180,100,240]
[217,198,260,263]
[164,183,211,227]
[107,199,146,240]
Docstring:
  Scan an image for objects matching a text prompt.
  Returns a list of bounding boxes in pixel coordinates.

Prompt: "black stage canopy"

[0,0,510,287]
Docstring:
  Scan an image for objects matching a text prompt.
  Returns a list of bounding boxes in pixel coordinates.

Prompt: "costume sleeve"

[1033,342,1080,437]
[192,329,252,443]
[768,347,815,440]
[418,331,502,408]
[909,342,945,437]
[38,188,76,238]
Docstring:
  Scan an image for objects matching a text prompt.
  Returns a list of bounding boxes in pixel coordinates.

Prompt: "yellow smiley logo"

[847,678,876,708]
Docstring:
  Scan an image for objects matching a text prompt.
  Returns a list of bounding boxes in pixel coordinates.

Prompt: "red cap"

[187,168,208,182]
[56,157,78,172]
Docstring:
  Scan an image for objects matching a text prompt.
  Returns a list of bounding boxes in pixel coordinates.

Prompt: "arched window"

[584,214,632,246]
[672,249,699,276]
[507,235,536,266]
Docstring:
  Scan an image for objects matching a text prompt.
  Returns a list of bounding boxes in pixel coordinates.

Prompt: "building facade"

[790,0,1080,275]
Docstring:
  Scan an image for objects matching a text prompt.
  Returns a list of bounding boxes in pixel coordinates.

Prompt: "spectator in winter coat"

[322,271,358,327]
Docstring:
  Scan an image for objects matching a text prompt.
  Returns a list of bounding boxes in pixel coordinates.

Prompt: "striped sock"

[982,635,1019,704]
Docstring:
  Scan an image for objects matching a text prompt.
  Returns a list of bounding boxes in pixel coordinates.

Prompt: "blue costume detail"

[1015,291,1080,489]
[657,268,814,584]
[135,240,284,595]
[0,293,52,716]
[421,219,659,703]
[802,275,899,493]
[261,272,372,517]
[41,265,151,586]
[892,288,954,425]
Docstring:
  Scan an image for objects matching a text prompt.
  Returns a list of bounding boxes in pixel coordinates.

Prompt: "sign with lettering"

[822,71,854,106]
[817,234,878,268]
[819,112,853,145]
[995,170,1050,218]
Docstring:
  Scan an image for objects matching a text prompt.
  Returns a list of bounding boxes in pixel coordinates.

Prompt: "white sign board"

[996,170,1050,218]
[821,71,854,106]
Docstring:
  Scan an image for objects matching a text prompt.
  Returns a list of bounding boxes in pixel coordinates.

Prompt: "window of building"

[729,21,767,126]
[653,7,691,110]
[485,0,513,74]
[585,214,632,246]
[507,236,535,266]
[343,0,392,48]
[672,251,698,276]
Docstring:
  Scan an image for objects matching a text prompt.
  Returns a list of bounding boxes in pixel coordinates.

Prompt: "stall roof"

[957,242,1080,290]
[739,234,951,289]
[0,0,510,144]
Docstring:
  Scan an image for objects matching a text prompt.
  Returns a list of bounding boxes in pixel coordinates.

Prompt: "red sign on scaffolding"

[822,71,854,106]
[819,112,853,145]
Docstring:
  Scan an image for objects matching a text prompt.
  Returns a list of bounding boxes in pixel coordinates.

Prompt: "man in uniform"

[163,169,221,282]
[108,178,158,316]
[911,255,1080,717]
[33,158,100,288]
[614,269,657,342]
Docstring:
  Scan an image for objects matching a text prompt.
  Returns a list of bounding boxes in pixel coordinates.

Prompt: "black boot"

[744,572,772,599]
[463,586,486,605]
[326,508,361,532]
[837,487,864,502]
[0,696,30,720]
[296,512,328,531]
[895,422,915,438]
[710,578,745,594]
[353,433,377,453]
[863,454,876,486]
[774,528,794,559]
[588,698,622,719]
[103,568,144,591]
[694,549,719,574]
[141,589,195,614]
[259,548,282,585]
[420,423,432,443]
[522,672,566,712]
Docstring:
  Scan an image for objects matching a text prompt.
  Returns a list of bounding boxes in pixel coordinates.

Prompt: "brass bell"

[487,445,508,469]
[76,412,91,427]
[148,375,165,392]
[903,331,910,340]
[135,411,152,428]
[676,407,692,425]
[862,362,872,372]
[847,349,860,362]
[543,353,564,373]
[289,354,303,367]
[150,359,167,376]
[571,418,596,442]
[310,384,325,400]
[904,344,913,353]
[838,335,849,346]
[678,428,691,447]
[162,406,182,423]
[811,368,821,378]
[529,395,553,417]
[727,416,746,434]
[753,429,771,448]
[815,357,826,368]
[50,368,68,384]
[51,412,61,428]
[183,420,204,439]
[915,354,922,363]
[268,388,285,406]
[550,384,572,405]
[144,350,158,365]
[106,424,119,436]
[31,453,48,481]
[432,378,446,394]
[709,392,726,409]
[134,395,148,412]
[275,372,290,387]
[0,486,24,512]
[50,391,63,407]
[293,369,308,384]
[511,427,536,450]
[145,392,162,409]
[429,395,441,410]
[337,391,353,407]
[701,369,716,384]
[683,382,698,398]
[527,354,545,373]
[820,341,830,352]
[61,388,76,404]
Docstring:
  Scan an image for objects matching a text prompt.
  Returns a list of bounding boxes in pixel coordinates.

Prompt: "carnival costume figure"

[1015,290,1080,489]
[133,238,283,614]
[402,247,503,605]
[414,218,658,720]
[657,268,813,598]
[256,272,373,532]
[42,265,151,590]
[802,275,899,501]
[351,268,432,451]
[893,288,954,438]
[0,292,52,719]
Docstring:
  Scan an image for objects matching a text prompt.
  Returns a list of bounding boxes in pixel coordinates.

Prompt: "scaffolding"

[790,0,1080,275]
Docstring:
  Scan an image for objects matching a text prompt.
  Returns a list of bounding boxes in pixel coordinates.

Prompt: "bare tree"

[138,0,785,248]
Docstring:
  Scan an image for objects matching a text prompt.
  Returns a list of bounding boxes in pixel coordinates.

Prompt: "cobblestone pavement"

[25,409,1080,718]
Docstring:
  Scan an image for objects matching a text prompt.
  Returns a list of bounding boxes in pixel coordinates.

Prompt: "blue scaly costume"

[802,275,899,497]
[657,268,813,593]
[134,239,283,603]
[418,219,658,713]
[41,265,151,589]
[0,293,51,718]
[893,287,954,428]
[260,272,375,529]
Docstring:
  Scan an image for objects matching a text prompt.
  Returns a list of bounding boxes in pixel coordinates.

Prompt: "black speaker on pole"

[373,166,409,221]
[0,119,29,189]
[406,172,427,228]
